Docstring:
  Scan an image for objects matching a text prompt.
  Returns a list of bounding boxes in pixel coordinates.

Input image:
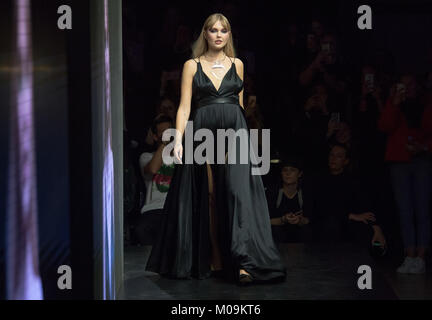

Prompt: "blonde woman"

[146,13,286,286]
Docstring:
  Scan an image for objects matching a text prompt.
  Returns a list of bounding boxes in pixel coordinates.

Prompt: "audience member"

[352,64,387,175]
[303,144,387,250]
[267,156,311,243]
[144,97,178,151]
[133,115,175,245]
[378,73,432,273]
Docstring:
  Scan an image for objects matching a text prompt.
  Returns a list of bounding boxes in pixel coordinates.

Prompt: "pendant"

[211,62,226,79]
[212,61,225,69]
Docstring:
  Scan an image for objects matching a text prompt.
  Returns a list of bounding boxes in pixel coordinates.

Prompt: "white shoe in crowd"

[410,257,426,274]
[397,256,426,274]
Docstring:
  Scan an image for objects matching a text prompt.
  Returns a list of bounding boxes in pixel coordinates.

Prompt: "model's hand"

[349,212,376,224]
[174,143,183,164]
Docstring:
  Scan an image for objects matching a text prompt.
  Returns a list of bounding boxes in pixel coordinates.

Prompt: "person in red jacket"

[378,73,432,274]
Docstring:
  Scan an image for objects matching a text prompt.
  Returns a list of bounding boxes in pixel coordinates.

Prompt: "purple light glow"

[7,0,43,300]
[102,0,115,300]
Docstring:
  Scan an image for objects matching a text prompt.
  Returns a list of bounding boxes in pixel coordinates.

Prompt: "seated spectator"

[267,156,311,243]
[378,73,432,273]
[134,115,175,245]
[304,143,387,251]
[143,96,177,151]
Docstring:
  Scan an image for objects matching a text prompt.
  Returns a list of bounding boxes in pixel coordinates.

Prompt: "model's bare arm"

[236,58,245,110]
[175,60,195,144]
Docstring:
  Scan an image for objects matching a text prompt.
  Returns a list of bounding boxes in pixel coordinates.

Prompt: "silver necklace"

[204,53,227,80]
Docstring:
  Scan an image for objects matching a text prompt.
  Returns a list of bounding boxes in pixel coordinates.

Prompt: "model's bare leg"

[223,153,251,279]
[207,162,222,271]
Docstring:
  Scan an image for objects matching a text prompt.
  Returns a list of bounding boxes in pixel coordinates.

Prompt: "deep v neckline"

[198,61,234,94]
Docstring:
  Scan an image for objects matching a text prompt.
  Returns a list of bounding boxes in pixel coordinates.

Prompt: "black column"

[66,0,94,299]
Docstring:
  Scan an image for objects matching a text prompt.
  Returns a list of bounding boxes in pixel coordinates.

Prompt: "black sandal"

[238,273,254,286]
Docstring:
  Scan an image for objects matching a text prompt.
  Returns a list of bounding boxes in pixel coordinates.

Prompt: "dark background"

[122,0,432,143]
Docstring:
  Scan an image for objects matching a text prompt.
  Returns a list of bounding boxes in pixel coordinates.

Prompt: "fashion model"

[145,13,286,285]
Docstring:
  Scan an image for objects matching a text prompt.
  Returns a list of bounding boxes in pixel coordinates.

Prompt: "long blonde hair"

[191,13,237,59]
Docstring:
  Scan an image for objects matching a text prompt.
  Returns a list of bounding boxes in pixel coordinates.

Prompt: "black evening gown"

[145,56,286,283]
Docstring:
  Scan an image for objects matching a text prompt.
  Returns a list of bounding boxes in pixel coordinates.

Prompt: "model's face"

[205,20,230,50]
[281,166,302,185]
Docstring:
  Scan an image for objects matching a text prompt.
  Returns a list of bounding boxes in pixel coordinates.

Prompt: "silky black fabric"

[145,57,286,283]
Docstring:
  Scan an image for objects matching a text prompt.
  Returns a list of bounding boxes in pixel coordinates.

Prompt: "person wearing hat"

[266,156,312,243]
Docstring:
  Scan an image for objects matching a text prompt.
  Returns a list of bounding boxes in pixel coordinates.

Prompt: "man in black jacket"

[303,143,387,248]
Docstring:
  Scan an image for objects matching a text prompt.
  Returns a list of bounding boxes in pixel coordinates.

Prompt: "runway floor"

[117,243,432,300]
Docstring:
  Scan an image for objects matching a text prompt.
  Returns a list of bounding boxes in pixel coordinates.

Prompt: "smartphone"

[365,73,374,90]
[330,112,340,123]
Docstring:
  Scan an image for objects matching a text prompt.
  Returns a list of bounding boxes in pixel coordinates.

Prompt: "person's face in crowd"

[204,20,230,51]
[153,121,173,145]
[328,145,349,174]
[335,122,351,145]
[400,75,419,99]
[311,20,324,38]
[320,34,337,64]
[158,98,176,120]
[281,166,303,185]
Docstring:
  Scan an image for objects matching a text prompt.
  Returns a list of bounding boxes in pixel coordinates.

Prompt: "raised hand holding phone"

[392,83,406,106]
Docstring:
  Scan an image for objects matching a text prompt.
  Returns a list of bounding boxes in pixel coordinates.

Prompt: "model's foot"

[238,269,253,286]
